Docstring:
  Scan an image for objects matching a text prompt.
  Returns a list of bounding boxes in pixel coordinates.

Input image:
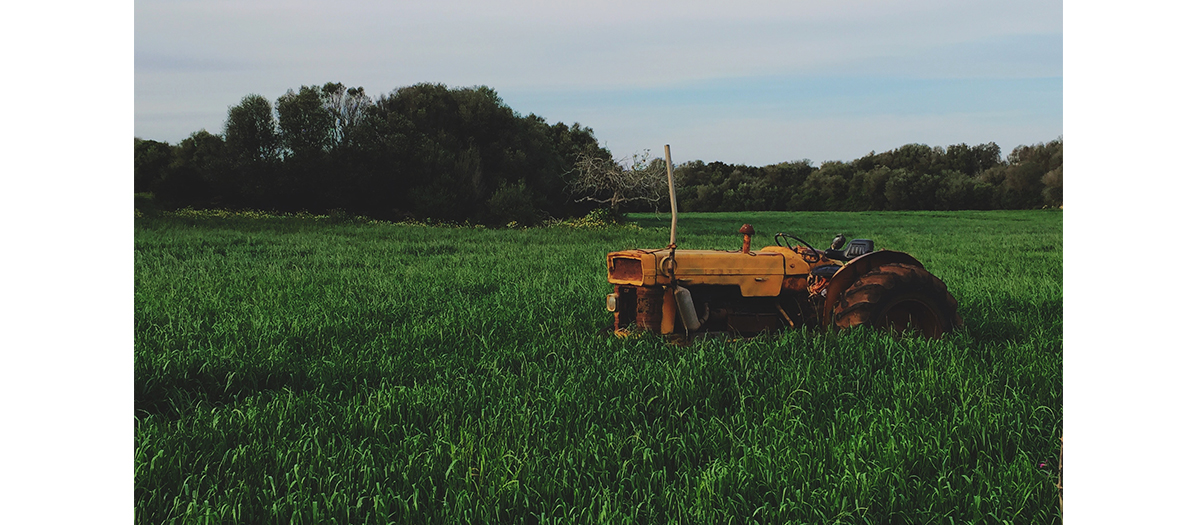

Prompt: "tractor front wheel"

[831,263,963,338]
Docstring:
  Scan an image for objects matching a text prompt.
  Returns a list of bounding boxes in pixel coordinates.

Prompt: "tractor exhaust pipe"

[663,144,701,332]
[659,145,706,333]
[665,144,678,248]
[675,286,702,331]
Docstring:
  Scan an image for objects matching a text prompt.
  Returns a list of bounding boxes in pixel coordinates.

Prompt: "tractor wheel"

[832,263,963,338]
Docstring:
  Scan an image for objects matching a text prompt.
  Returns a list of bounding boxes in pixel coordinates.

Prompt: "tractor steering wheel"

[775,233,821,263]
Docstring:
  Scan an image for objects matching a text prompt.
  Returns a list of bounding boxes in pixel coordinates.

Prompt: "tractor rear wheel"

[832,263,963,338]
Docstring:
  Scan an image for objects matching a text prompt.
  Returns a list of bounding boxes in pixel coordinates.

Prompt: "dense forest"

[135,82,1063,225]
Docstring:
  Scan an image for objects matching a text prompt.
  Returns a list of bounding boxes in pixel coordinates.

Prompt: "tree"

[992,139,1062,209]
[276,86,333,160]
[795,163,851,210]
[134,138,174,193]
[881,143,937,175]
[549,122,605,172]
[1042,167,1063,207]
[274,85,338,211]
[223,94,281,206]
[996,162,1046,209]
[846,166,894,211]
[971,142,1003,173]
[224,94,279,164]
[932,170,998,210]
[566,150,667,216]
[155,130,226,208]
[321,83,372,150]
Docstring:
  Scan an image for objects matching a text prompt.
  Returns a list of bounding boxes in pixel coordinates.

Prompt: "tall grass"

[135,210,1062,523]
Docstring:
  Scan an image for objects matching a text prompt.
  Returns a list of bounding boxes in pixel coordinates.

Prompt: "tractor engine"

[606,227,829,335]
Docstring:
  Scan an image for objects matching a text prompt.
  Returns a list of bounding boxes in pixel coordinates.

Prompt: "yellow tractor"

[605,146,962,338]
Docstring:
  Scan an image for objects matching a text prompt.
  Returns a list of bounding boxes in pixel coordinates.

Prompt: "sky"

[134,0,1062,166]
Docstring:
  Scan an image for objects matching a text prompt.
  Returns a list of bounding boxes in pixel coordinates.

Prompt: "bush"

[486,180,540,226]
[559,207,639,229]
[134,193,161,217]
[1041,167,1063,207]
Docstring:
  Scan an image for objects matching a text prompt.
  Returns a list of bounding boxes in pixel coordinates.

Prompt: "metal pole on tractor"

[665,144,677,248]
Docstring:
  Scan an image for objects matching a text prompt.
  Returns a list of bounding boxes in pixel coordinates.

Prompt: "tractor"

[605,146,962,338]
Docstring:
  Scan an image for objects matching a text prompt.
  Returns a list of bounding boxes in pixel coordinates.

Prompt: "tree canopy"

[135,82,1063,224]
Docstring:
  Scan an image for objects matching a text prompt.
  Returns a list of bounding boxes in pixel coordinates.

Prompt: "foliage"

[1042,167,1063,208]
[673,141,1059,213]
[135,210,1062,523]
[321,82,373,149]
[557,207,641,229]
[276,86,335,160]
[137,82,1063,220]
[133,193,160,217]
[224,94,280,165]
[152,130,227,209]
[486,180,542,226]
[134,139,173,194]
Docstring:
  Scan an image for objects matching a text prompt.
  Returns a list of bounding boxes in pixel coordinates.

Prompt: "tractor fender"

[820,250,926,327]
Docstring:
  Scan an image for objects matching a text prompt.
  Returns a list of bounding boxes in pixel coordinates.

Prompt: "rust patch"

[781,275,809,293]
[661,286,677,334]
[610,257,644,282]
[634,285,664,332]
[807,274,830,297]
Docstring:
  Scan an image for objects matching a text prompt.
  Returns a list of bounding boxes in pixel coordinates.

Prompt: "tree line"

[135,83,612,225]
[135,82,1063,225]
[673,140,1062,213]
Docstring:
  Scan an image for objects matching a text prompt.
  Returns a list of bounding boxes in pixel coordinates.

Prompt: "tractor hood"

[606,247,814,297]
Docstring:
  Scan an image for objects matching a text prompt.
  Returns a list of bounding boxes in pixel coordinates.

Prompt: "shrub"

[486,180,541,226]
[559,207,639,229]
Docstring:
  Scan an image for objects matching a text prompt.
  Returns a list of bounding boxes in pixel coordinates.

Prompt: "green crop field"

[134,209,1063,524]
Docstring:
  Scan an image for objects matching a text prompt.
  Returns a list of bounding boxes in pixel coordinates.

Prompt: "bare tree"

[321,83,373,149]
[566,149,667,215]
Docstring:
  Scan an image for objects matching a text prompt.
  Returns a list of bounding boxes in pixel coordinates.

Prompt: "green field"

[134,209,1063,523]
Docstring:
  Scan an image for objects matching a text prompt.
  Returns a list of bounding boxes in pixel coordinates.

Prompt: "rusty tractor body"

[605,146,962,338]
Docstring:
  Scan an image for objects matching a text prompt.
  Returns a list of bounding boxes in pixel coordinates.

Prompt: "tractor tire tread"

[832,263,963,336]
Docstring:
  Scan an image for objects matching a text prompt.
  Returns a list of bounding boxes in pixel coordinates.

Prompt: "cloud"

[136,0,1061,87]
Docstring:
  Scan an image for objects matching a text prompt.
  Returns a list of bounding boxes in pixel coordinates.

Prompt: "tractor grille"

[611,257,643,282]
